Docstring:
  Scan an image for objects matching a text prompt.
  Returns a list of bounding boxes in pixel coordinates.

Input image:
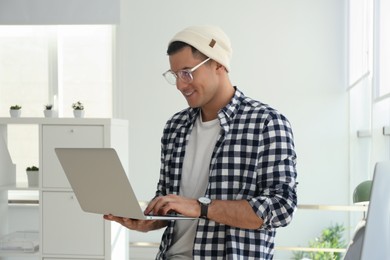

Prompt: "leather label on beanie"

[209,39,216,48]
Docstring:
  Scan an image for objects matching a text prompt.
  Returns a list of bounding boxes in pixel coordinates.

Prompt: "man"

[105,25,298,259]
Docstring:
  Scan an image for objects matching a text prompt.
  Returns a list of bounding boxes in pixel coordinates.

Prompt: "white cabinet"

[42,191,105,256]
[0,118,129,260]
[42,125,104,188]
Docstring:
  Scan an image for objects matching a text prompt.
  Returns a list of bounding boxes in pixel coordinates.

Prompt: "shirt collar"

[185,87,244,131]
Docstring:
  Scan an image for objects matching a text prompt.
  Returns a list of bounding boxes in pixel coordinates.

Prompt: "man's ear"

[216,63,225,71]
[216,63,228,73]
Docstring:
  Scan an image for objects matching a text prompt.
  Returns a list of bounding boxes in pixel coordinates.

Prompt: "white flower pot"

[44,110,55,118]
[10,109,21,118]
[73,110,85,118]
[26,170,39,187]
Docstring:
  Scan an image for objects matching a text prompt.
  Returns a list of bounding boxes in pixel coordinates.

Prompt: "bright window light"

[348,0,372,88]
[375,0,390,99]
[0,25,113,117]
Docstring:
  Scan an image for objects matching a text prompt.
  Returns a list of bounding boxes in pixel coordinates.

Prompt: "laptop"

[54,147,196,220]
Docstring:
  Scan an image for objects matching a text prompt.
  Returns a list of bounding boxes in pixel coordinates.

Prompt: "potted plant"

[72,101,85,118]
[292,223,346,260]
[43,104,54,118]
[26,166,39,187]
[9,105,22,118]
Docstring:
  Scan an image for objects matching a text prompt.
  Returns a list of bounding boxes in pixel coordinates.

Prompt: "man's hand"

[103,214,167,232]
[145,194,201,218]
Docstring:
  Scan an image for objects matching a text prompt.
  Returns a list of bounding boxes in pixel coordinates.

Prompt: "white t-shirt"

[165,113,221,259]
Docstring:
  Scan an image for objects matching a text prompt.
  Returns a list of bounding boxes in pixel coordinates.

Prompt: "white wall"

[114,0,349,257]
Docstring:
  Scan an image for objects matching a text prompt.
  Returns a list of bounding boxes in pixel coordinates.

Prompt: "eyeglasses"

[162,57,211,85]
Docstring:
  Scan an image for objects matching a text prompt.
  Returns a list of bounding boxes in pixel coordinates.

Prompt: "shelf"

[0,251,40,257]
[275,246,346,253]
[8,200,39,205]
[298,204,368,211]
[0,183,39,191]
[0,117,128,126]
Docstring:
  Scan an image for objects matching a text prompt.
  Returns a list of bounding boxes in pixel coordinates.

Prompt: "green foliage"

[26,166,39,171]
[292,223,347,260]
[45,104,53,110]
[10,105,22,110]
[72,101,84,110]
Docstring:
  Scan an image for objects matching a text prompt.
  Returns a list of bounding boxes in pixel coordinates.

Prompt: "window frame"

[373,0,390,102]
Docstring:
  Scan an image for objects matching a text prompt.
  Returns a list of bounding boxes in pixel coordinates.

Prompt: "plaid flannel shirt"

[155,87,297,259]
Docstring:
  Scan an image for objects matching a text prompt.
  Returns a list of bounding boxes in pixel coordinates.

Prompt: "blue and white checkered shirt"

[155,87,298,259]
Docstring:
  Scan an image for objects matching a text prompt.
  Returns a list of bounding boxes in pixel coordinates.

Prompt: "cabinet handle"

[70,129,75,133]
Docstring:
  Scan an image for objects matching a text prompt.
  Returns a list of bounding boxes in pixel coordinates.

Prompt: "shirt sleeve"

[248,112,298,230]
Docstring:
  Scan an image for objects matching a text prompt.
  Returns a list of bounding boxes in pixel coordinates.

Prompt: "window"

[348,0,372,89]
[374,0,390,99]
[0,26,49,117]
[57,26,113,117]
[0,25,113,117]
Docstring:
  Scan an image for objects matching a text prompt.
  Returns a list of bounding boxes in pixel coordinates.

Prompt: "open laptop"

[54,148,196,220]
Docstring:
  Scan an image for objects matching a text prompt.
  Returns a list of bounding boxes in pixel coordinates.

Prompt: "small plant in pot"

[72,101,85,118]
[44,104,54,118]
[9,105,22,118]
[26,166,39,187]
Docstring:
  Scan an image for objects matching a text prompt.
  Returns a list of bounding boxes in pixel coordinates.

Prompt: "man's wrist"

[198,197,212,218]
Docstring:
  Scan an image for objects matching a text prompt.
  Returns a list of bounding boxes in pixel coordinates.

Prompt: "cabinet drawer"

[42,191,105,256]
[42,125,104,188]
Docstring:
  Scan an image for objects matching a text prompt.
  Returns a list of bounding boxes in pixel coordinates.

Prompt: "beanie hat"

[169,25,232,72]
